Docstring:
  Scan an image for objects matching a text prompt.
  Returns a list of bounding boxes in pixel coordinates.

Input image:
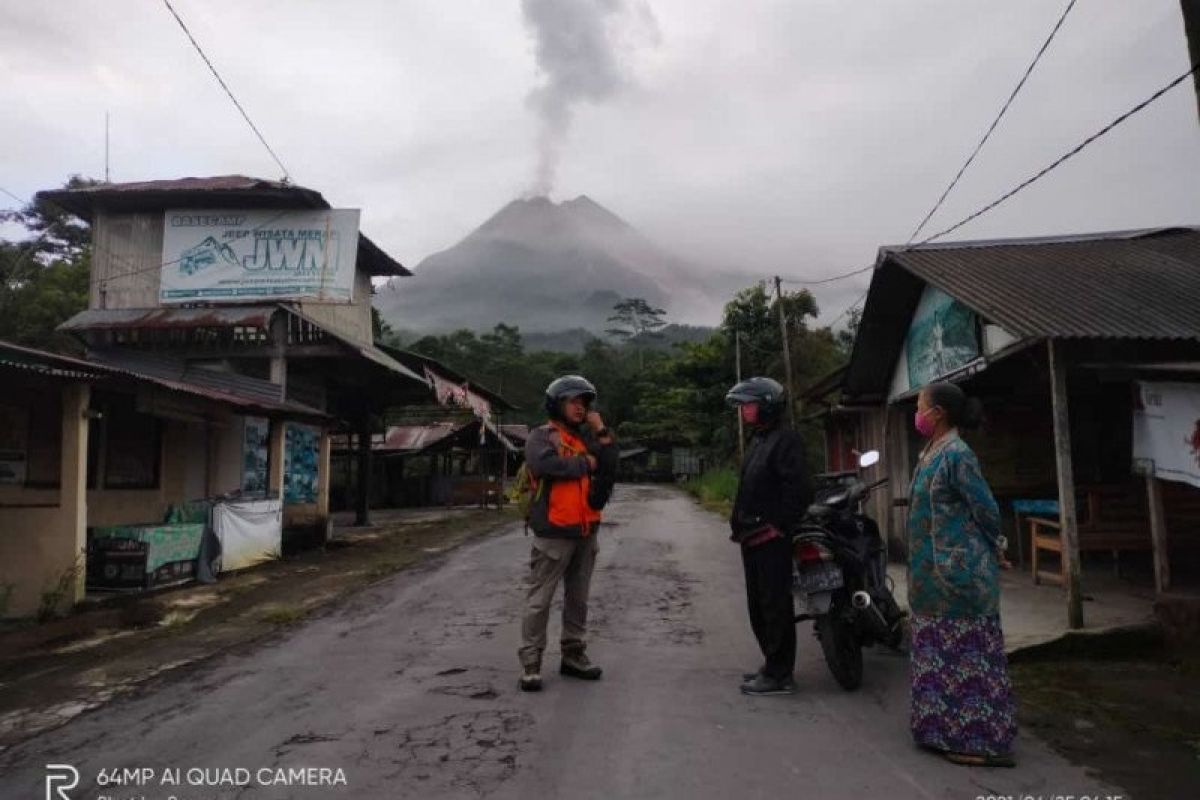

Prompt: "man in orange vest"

[518,375,618,692]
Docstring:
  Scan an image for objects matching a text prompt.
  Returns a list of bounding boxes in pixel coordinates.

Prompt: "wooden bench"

[1030,486,1151,586]
[1030,482,1200,587]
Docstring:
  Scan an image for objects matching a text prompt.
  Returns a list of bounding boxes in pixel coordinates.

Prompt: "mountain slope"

[377,196,719,334]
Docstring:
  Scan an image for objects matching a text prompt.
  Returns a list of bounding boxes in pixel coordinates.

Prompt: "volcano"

[377,196,719,334]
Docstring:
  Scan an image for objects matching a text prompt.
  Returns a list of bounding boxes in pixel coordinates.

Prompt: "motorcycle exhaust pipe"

[852,590,890,633]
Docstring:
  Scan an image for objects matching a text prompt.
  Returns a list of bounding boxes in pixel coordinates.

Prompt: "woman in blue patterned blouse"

[907,382,1016,767]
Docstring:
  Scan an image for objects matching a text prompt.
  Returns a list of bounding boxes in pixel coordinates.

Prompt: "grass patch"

[683,466,737,517]
[258,604,307,626]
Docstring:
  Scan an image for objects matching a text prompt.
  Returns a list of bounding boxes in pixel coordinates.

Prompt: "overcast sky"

[2,0,1199,325]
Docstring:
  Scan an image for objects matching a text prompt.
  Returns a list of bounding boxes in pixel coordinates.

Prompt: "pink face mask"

[740,403,760,425]
[914,409,937,438]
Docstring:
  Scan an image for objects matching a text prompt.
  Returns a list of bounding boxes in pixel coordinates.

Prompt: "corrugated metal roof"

[383,423,459,451]
[378,344,516,410]
[843,227,1200,399]
[0,340,326,420]
[0,341,111,380]
[60,306,276,331]
[883,227,1200,341]
[36,175,410,277]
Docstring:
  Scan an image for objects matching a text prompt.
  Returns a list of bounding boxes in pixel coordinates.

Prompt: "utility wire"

[0,186,28,206]
[779,264,874,286]
[827,290,869,329]
[89,207,296,286]
[918,59,1200,245]
[161,0,291,181]
[907,0,1077,244]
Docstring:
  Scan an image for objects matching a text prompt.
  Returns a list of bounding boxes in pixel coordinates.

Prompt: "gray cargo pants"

[518,534,599,668]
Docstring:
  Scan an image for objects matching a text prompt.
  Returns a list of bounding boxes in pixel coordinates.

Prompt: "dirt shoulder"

[1011,645,1200,800]
[0,509,517,751]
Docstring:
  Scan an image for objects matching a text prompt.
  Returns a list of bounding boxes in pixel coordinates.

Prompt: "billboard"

[160,208,360,304]
[1133,381,1200,489]
[905,286,980,389]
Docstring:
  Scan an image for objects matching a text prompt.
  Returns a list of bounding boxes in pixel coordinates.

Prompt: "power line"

[827,290,868,330]
[779,264,874,286]
[918,59,1200,246]
[90,207,296,287]
[0,186,27,206]
[907,0,1077,244]
[161,0,291,181]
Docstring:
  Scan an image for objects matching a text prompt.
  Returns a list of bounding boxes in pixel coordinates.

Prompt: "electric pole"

[1184,1,1200,122]
[773,276,797,428]
[735,328,745,463]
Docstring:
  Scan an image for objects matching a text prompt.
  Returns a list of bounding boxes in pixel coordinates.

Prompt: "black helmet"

[544,375,597,419]
[725,376,786,421]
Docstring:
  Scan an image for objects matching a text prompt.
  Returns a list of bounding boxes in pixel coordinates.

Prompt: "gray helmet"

[725,376,786,422]
[544,375,597,419]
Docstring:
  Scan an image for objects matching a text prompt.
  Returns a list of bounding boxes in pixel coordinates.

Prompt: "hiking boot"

[519,664,543,692]
[560,651,603,680]
[740,674,796,696]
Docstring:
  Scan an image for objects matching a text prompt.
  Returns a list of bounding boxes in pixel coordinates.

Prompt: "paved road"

[0,486,1122,800]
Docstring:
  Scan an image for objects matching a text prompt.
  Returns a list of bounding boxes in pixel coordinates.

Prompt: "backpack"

[508,462,544,528]
[509,426,578,531]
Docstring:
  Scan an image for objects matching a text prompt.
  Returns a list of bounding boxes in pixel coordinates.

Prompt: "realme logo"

[45,764,79,800]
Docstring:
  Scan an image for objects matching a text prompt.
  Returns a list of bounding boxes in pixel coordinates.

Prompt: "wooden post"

[773,276,797,428]
[1048,340,1084,629]
[1146,471,1171,593]
[355,415,372,527]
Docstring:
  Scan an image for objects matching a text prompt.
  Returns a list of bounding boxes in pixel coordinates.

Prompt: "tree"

[0,176,98,352]
[606,296,668,369]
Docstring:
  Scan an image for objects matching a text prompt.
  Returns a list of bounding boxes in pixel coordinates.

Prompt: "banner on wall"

[241,417,270,493]
[284,424,320,504]
[1133,381,1200,489]
[905,286,980,389]
[160,208,360,304]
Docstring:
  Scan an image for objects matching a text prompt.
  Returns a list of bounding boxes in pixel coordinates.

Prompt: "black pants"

[741,536,796,681]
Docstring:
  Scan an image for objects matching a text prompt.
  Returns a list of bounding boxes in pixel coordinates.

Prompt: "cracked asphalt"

[0,485,1122,799]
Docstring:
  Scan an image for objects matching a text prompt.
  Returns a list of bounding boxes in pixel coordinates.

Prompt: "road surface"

[0,485,1122,799]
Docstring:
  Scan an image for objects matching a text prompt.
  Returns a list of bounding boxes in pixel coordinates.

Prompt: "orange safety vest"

[544,422,602,536]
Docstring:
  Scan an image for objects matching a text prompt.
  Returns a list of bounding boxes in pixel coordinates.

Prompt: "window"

[25,393,62,487]
[88,392,162,490]
[0,389,62,488]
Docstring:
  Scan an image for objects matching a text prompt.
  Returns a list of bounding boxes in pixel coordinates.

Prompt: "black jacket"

[730,425,814,544]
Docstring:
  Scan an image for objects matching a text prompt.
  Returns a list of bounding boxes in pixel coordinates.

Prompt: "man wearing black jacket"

[726,377,814,696]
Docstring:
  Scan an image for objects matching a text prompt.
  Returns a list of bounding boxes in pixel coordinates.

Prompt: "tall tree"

[606,296,668,369]
[0,176,98,352]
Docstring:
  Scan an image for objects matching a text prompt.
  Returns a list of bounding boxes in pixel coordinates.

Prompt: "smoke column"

[521,0,653,197]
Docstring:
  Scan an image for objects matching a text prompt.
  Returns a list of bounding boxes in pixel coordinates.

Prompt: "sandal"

[943,752,1016,768]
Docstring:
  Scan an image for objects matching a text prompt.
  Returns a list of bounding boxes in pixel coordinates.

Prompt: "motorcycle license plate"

[798,563,844,593]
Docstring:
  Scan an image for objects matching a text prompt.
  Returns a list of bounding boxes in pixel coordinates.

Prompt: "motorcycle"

[792,450,906,691]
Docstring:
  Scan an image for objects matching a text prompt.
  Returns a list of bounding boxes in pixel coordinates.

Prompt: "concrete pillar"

[61,383,90,608]
[317,429,332,519]
[268,419,287,501]
[269,313,288,401]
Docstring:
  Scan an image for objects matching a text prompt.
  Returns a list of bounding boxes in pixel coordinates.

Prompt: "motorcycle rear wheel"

[816,613,863,691]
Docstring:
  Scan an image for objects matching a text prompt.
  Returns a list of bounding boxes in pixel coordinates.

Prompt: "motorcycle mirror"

[858,450,881,469]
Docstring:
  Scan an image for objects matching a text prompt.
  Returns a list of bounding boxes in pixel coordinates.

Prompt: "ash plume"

[521,0,656,197]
